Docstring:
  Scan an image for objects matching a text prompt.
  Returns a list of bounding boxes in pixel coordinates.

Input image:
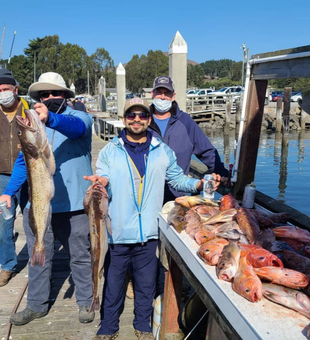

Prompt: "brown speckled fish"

[216,241,240,282]
[16,109,55,267]
[84,181,111,312]
[175,195,219,208]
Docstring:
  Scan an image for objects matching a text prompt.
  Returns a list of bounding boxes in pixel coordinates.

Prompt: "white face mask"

[0,91,16,108]
[153,98,172,113]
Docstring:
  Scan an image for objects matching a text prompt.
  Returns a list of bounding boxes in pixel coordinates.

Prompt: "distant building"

[141,88,153,98]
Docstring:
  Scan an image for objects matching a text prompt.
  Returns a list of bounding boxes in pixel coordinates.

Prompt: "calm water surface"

[202,129,310,216]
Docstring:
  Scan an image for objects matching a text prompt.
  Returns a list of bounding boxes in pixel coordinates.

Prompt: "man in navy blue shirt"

[148,75,228,202]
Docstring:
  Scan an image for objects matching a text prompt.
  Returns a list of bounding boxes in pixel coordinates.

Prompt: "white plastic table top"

[159,212,310,340]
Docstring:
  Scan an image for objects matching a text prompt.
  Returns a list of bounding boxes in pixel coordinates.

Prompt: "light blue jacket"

[96,136,200,244]
[4,106,93,213]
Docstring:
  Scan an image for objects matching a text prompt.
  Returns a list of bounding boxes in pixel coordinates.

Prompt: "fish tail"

[89,296,100,312]
[31,244,46,267]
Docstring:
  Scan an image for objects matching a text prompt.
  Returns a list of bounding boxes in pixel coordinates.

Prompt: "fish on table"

[16,109,55,266]
[262,283,310,319]
[84,180,111,312]
[216,241,240,282]
[273,225,310,243]
[239,244,283,268]
[247,209,274,229]
[254,266,309,289]
[167,204,188,233]
[194,226,216,245]
[203,208,237,225]
[219,193,240,211]
[281,250,310,278]
[197,237,229,266]
[236,207,260,244]
[232,255,263,303]
[191,204,219,216]
[184,210,202,235]
[175,195,219,209]
[255,228,276,250]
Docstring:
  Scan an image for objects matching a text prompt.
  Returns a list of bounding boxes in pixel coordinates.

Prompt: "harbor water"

[202,128,310,216]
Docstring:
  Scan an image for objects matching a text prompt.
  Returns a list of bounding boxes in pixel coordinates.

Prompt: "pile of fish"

[165,193,310,319]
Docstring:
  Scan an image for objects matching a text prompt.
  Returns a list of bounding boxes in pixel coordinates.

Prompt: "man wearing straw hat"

[0,72,95,325]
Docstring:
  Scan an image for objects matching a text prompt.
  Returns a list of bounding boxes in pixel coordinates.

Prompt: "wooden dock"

[0,135,137,340]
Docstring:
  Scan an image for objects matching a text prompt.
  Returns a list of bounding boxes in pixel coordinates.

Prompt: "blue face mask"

[153,98,172,113]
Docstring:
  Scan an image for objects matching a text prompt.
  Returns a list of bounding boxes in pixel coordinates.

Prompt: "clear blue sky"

[1,1,309,66]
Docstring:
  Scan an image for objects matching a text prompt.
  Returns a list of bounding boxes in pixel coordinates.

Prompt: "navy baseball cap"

[153,76,174,92]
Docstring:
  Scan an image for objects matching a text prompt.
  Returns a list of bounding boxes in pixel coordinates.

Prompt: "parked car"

[210,86,244,103]
[126,93,134,99]
[194,88,214,104]
[271,91,284,102]
[291,91,302,102]
[186,89,199,96]
[196,88,213,96]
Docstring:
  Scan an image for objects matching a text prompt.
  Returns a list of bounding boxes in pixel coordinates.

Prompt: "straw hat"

[28,72,75,101]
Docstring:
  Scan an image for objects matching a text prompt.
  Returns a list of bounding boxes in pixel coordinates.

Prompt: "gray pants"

[23,208,93,312]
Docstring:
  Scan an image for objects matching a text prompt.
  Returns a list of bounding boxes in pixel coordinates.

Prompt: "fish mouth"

[16,111,36,132]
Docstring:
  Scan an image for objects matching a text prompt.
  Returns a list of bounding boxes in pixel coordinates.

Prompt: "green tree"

[58,43,89,94]
[6,55,33,95]
[126,54,144,93]
[90,47,115,90]
[125,50,168,93]
[187,64,205,88]
[231,61,242,82]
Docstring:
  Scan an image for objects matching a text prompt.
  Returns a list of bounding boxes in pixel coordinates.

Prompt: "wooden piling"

[301,109,306,129]
[276,99,283,132]
[224,98,231,135]
[282,87,292,132]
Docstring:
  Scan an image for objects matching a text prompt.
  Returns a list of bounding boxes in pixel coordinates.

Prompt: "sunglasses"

[39,90,63,98]
[125,112,149,121]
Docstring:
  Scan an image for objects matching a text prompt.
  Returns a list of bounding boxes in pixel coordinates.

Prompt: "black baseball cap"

[0,69,17,86]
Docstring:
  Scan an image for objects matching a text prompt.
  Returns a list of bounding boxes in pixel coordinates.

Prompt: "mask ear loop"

[50,98,66,148]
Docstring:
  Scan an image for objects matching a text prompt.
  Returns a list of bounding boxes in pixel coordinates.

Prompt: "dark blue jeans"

[0,174,18,272]
[97,240,158,335]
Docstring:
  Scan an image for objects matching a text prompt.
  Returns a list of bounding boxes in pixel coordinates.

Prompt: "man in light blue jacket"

[85,98,204,340]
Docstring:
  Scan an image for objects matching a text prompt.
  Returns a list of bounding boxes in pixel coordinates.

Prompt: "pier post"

[169,31,187,112]
[282,87,292,132]
[98,76,106,112]
[276,99,282,132]
[224,97,231,135]
[116,63,126,118]
[301,109,306,129]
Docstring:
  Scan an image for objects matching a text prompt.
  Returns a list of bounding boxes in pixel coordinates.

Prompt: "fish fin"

[31,244,45,267]
[89,296,100,312]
